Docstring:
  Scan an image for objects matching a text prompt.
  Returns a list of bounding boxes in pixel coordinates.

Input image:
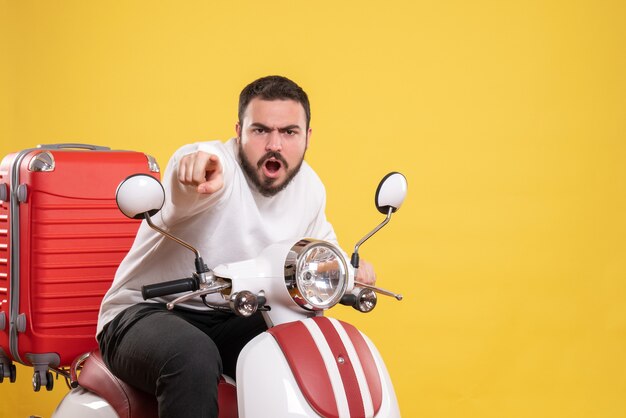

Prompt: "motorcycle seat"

[77,350,237,418]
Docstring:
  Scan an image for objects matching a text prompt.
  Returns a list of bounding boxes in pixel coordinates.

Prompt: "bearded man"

[96,75,376,418]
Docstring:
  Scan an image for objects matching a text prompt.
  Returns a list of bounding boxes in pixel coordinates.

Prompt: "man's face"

[236,98,311,197]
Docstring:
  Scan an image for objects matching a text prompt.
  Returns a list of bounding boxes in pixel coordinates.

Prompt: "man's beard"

[238,142,305,197]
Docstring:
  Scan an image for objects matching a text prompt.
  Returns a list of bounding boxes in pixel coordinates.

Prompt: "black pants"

[97,303,267,418]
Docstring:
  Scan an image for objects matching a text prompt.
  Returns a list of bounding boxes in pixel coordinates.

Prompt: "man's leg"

[178,310,268,379]
[98,304,223,418]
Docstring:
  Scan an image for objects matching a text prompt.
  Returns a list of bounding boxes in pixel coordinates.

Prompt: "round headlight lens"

[286,240,348,310]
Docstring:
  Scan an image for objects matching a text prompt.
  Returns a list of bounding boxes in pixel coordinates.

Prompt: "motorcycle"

[52,171,408,418]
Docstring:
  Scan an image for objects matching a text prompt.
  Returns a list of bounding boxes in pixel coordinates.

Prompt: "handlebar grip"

[141,277,199,300]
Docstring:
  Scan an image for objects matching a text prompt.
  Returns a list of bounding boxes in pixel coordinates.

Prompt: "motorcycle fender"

[237,318,400,418]
[52,387,119,418]
[237,332,318,418]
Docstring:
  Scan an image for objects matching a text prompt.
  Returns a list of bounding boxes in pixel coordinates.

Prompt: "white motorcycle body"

[53,245,401,418]
[222,244,400,417]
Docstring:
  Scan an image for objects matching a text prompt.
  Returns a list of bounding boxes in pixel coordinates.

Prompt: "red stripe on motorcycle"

[313,317,366,418]
[267,320,339,417]
[341,321,383,414]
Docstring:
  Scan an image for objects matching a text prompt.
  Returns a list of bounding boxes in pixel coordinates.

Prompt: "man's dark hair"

[238,75,311,130]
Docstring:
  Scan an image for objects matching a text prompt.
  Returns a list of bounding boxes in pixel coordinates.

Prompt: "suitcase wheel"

[32,371,41,392]
[45,370,54,391]
[0,363,16,384]
[32,370,54,391]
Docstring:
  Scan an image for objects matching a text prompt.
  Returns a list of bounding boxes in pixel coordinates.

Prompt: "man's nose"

[265,130,282,152]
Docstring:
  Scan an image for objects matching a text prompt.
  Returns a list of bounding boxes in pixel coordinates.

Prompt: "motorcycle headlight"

[284,239,349,311]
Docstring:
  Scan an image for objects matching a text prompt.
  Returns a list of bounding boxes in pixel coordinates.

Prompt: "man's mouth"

[258,152,288,179]
[262,158,282,178]
[265,159,281,174]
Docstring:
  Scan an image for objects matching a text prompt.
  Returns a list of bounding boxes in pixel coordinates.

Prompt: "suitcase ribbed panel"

[0,213,8,307]
[27,193,139,338]
[0,214,8,294]
[0,157,11,363]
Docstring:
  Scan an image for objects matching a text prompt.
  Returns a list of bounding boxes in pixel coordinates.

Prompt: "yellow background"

[1,1,625,417]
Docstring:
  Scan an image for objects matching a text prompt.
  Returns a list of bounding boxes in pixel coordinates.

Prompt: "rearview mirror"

[116,174,165,219]
[375,172,408,214]
[351,172,408,269]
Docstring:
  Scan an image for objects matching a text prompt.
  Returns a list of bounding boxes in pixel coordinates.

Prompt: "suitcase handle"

[37,143,111,151]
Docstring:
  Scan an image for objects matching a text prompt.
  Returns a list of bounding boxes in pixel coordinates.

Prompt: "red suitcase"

[0,143,160,390]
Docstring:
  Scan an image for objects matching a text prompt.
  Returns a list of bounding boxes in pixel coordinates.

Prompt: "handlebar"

[141,277,200,300]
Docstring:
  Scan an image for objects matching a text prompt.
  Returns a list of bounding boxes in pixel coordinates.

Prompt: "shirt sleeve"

[159,141,233,227]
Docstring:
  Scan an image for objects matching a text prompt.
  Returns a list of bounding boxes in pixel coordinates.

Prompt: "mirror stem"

[351,207,394,268]
[144,213,200,257]
[143,214,210,283]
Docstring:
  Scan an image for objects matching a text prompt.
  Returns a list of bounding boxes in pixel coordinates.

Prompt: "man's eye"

[253,128,265,134]
[286,130,296,136]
